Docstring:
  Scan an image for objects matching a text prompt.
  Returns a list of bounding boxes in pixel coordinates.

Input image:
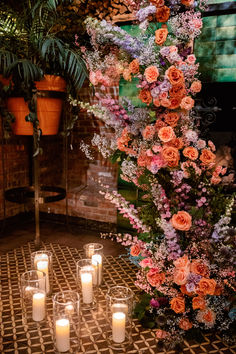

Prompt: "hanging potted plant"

[0,0,87,136]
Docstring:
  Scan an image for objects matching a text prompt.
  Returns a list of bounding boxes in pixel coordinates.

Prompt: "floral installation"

[71,0,236,348]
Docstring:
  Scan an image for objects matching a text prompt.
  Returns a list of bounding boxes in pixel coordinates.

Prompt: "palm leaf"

[6,59,43,83]
[63,49,87,90]
[0,50,18,75]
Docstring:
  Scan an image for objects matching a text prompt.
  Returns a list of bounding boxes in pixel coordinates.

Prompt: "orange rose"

[198,278,216,295]
[138,89,152,105]
[150,0,165,6]
[173,268,189,285]
[190,80,202,93]
[180,96,195,110]
[161,98,171,108]
[164,112,179,127]
[170,296,185,313]
[167,137,184,150]
[155,28,168,46]
[169,83,186,98]
[147,268,165,287]
[142,125,156,140]
[181,0,194,5]
[168,97,181,109]
[171,211,192,231]
[166,66,184,86]
[200,149,216,165]
[130,245,141,256]
[161,145,180,167]
[156,6,170,22]
[129,59,139,74]
[192,296,206,310]
[144,66,159,83]
[174,254,190,269]
[179,318,193,330]
[183,147,199,160]
[190,260,209,277]
[158,126,175,142]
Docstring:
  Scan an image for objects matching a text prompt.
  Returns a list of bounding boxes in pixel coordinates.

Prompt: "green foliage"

[0,0,87,92]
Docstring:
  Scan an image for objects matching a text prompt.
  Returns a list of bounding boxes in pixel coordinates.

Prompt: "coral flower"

[155,27,168,46]
[190,260,209,277]
[147,268,165,287]
[164,112,179,127]
[170,296,185,313]
[174,254,190,269]
[190,80,202,93]
[144,66,159,83]
[130,245,141,256]
[166,66,184,86]
[183,147,199,160]
[171,211,192,231]
[142,125,156,140]
[129,59,139,74]
[169,97,182,109]
[168,137,184,150]
[179,318,193,330]
[169,83,186,98]
[156,329,169,339]
[156,6,170,22]
[198,278,216,295]
[138,89,152,105]
[180,96,195,110]
[173,268,189,285]
[161,145,180,167]
[192,296,206,310]
[158,126,175,142]
[123,68,131,81]
[200,149,216,165]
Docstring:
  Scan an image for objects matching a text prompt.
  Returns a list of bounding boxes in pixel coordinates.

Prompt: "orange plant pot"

[7,75,66,136]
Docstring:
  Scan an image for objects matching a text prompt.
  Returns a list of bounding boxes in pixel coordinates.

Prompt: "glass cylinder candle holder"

[53,291,80,353]
[76,259,97,310]
[106,286,133,351]
[31,250,53,295]
[83,243,103,286]
[21,270,47,324]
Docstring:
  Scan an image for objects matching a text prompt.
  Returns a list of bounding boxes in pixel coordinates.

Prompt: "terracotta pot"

[7,75,66,135]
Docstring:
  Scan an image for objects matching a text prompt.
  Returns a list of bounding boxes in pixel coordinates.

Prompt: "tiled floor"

[0,218,126,256]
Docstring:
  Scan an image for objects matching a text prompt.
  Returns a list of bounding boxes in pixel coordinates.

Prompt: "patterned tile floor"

[0,242,235,353]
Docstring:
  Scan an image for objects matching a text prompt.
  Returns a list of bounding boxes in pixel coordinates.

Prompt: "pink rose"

[139,258,153,268]
[186,54,196,64]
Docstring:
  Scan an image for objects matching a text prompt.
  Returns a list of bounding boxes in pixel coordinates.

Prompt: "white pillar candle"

[81,272,93,304]
[56,318,70,353]
[111,303,128,316]
[37,260,49,293]
[92,254,102,285]
[32,292,45,322]
[34,253,48,267]
[112,312,126,343]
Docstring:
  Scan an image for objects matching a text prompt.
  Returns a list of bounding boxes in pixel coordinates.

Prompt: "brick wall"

[39,82,118,224]
[0,82,118,225]
[0,123,30,219]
